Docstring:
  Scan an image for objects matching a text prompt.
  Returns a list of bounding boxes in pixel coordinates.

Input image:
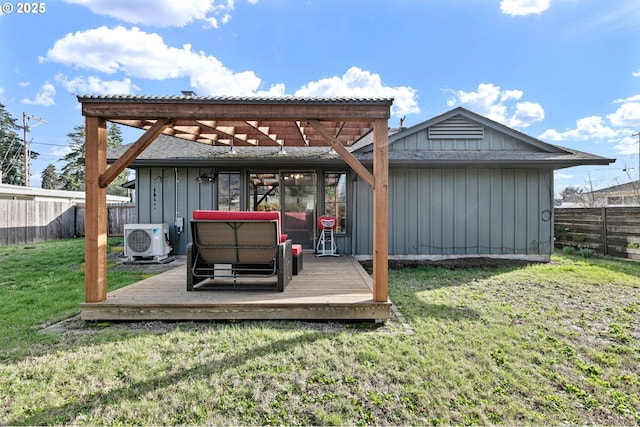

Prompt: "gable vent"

[428,116,484,139]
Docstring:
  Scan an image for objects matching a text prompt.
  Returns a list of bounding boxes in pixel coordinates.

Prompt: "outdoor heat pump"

[124,224,172,262]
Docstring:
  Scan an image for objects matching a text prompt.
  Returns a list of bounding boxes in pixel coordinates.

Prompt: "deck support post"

[372,118,389,302]
[84,116,108,303]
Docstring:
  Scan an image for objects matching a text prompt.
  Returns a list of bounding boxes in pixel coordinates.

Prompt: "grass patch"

[0,238,148,357]
[1,240,640,425]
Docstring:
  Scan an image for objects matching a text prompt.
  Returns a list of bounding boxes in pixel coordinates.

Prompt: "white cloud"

[554,173,574,180]
[56,74,140,94]
[540,93,640,157]
[21,82,56,106]
[509,102,545,128]
[500,0,551,16]
[19,82,30,88]
[539,116,618,142]
[41,26,263,96]
[632,69,640,77]
[614,133,639,156]
[614,94,640,103]
[42,28,418,115]
[446,83,544,128]
[294,67,419,117]
[62,0,242,28]
[607,102,640,127]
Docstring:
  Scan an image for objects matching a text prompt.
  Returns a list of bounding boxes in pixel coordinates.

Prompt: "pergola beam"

[99,118,173,188]
[306,119,375,188]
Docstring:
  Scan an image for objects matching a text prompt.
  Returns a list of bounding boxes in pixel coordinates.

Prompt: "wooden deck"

[79,255,390,321]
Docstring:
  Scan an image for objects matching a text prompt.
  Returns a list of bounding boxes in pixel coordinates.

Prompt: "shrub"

[580,248,594,258]
[562,246,575,255]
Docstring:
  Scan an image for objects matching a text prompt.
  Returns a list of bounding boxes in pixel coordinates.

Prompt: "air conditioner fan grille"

[127,229,152,253]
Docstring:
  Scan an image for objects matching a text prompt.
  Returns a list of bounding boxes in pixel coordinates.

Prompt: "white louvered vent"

[428,116,484,139]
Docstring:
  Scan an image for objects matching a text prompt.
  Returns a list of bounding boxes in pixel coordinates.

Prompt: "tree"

[58,125,86,191]
[560,185,583,202]
[41,163,59,189]
[105,123,130,197]
[0,105,25,185]
[58,123,130,196]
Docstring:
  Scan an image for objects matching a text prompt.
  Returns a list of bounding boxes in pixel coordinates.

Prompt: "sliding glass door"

[282,172,316,250]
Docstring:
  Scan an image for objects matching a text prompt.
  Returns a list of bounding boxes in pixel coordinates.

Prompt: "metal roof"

[77,94,393,104]
[78,95,392,149]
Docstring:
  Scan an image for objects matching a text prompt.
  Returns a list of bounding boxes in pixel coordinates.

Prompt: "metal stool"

[316,215,339,257]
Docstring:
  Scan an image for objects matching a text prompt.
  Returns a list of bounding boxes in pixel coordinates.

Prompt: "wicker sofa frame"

[187,210,293,291]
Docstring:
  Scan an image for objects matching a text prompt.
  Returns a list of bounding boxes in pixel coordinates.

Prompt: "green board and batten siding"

[352,119,555,258]
[137,167,220,254]
[352,167,554,257]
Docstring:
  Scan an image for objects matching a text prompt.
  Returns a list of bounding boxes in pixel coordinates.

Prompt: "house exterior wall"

[134,166,354,255]
[133,163,555,261]
[352,167,554,260]
[346,117,555,261]
[136,167,220,254]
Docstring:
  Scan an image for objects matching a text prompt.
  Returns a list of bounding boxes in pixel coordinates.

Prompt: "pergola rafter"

[80,96,391,306]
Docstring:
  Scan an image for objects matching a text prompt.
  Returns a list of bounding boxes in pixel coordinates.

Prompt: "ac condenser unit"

[124,224,172,262]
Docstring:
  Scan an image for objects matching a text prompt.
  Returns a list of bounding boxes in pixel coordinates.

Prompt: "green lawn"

[1,239,639,425]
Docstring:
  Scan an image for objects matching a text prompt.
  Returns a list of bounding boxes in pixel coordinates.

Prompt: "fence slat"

[555,207,640,259]
[0,200,136,245]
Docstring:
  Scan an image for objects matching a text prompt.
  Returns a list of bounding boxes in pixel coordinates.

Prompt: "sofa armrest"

[277,240,293,292]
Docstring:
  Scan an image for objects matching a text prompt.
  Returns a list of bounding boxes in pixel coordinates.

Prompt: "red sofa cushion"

[192,210,286,242]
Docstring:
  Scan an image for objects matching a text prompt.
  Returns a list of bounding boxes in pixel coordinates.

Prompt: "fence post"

[601,206,608,255]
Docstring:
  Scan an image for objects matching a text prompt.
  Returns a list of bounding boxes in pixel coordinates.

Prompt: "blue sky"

[1,0,640,195]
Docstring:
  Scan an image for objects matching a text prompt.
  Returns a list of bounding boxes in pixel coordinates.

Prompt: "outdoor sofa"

[187,210,294,291]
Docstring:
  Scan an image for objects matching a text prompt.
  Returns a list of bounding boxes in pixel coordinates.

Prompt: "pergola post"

[84,116,108,302]
[372,118,389,302]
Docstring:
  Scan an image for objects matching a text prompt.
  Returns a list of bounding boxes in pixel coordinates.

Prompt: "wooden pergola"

[79,95,392,306]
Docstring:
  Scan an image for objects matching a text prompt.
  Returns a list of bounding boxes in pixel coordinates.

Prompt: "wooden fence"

[0,200,137,246]
[554,207,640,260]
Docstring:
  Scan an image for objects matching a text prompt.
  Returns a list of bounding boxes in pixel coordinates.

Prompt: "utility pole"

[22,112,47,187]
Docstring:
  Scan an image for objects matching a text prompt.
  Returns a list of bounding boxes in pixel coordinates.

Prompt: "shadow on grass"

[8,327,326,426]
[387,263,526,323]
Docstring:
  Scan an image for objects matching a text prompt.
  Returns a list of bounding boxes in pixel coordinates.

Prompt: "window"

[217,171,240,211]
[324,172,347,233]
[249,173,280,211]
[607,196,623,205]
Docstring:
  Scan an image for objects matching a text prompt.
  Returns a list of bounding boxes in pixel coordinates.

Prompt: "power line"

[30,141,69,147]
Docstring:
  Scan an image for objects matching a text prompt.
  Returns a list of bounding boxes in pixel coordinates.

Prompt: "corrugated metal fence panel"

[354,167,554,256]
